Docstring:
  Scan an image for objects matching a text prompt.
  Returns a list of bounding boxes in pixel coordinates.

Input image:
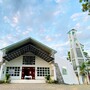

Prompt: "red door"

[21,67,35,79]
[29,67,35,79]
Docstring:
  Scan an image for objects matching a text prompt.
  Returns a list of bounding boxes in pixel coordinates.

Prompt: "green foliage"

[67,51,71,62]
[79,0,88,2]
[45,75,51,81]
[0,74,11,84]
[79,62,87,76]
[52,80,58,84]
[79,0,90,15]
[87,61,90,64]
[82,3,88,12]
[45,75,50,80]
[79,61,90,76]
[83,52,88,57]
[5,74,10,83]
[79,0,83,3]
[45,75,58,84]
[79,61,90,84]
[0,80,4,84]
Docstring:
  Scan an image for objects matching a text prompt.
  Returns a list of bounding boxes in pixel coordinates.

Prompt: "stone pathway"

[0,84,90,90]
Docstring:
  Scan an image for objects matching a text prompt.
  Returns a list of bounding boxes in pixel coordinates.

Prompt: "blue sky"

[0,0,90,62]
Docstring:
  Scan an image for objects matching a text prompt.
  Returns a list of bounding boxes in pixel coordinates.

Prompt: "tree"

[79,61,90,84]
[79,0,90,15]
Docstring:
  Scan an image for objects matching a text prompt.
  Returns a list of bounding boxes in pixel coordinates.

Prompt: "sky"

[0,0,90,62]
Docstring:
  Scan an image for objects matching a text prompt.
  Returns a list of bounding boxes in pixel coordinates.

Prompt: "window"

[37,67,50,76]
[76,48,83,57]
[6,67,20,76]
[72,60,77,70]
[71,49,75,59]
[62,67,67,75]
[23,56,35,65]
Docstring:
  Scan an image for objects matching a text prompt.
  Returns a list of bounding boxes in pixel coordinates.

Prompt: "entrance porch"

[21,67,35,80]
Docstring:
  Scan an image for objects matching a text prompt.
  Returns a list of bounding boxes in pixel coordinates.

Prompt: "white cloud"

[3,16,10,23]
[3,11,20,27]
[11,11,20,27]
[55,0,66,3]
[82,12,90,22]
[83,16,90,22]
[0,38,10,48]
[51,41,69,62]
[45,36,53,42]
[76,31,83,39]
[0,40,8,48]
[74,23,81,30]
[54,34,61,37]
[53,10,62,16]
[71,12,90,22]
[77,31,82,35]
[70,13,83,21]
[13,16,18,24]
[52,41,69,49]
[22,28,33,35]
[0,34,22,49]
[87,26,90,30]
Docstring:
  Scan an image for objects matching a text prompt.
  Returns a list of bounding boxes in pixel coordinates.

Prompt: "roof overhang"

[1,37,57,54]
[2,37,56,63]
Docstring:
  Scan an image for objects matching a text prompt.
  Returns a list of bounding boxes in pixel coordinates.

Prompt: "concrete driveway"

[0,84,90,90]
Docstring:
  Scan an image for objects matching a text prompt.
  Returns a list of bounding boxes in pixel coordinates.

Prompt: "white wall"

[0,66,1,80]
[0,50,4,80]
[0,50,3,62]
[4,52,54,80]
[57,59,79,84]
[0,63,6,80]
[6,56,22,80]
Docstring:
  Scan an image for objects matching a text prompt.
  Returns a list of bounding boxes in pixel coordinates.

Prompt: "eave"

[3,44,54,63]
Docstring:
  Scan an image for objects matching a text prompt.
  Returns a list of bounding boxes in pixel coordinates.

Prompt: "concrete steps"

[11,80,46,83]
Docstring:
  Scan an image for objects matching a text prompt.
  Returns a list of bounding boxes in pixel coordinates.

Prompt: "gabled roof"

[2,37,57,62]
[1,37,57,54]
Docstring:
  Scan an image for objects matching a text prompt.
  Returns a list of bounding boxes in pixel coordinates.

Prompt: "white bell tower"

[68,29,86,84]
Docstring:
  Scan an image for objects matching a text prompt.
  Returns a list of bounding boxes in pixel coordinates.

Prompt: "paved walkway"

[0,84,90,90]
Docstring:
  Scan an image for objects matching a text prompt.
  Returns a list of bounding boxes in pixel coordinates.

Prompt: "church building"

[0,37,57,83]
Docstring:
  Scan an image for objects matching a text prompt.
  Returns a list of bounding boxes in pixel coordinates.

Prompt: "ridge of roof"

[1,37,57,53]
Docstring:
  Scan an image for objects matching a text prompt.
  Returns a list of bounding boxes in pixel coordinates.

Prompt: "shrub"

[45,75,52,83]
[0,80,4,84]
[52,80,58,84]
[5,74,11,83]
[45,75,50,81]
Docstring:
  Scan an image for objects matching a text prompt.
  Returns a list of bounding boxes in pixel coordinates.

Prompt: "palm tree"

[79,61,90,84]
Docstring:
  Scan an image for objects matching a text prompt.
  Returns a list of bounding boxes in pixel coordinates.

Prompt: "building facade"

[0,38,57,83]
